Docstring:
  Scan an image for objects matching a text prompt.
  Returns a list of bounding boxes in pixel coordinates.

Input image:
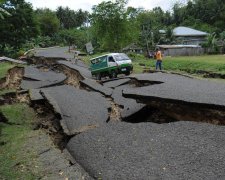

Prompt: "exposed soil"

[54,64,84,88]
[30,99,72,150]
[146,100,225,125]
[107,99,122,122]
[123,106,178,124]
[129,78,163,87]
[27,57,62,65]
[0,66,24,89]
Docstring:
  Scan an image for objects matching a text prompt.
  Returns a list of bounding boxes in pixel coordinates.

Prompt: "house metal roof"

[173,26,208,37]
[157,45,201,49]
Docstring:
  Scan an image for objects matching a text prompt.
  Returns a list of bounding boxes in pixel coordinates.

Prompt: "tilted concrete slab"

[58,60,92,79]
[67,121,225,179]
[124,73,225,109]
[21,66,66,89]
[34,47,88,67]
[112,85,145,119]
[34,47,74,59]
[23,66,66,81]
[29,89,44,101]
[41,85,110,135]
[0,56,27,64]
[80,79,112,97]
[103,78,131,88]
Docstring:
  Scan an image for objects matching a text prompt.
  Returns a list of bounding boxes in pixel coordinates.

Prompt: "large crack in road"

[3,51,225,179]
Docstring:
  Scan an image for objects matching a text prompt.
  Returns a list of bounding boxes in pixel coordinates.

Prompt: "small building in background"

[122,43,143,54]
[173,26,208,46]
[156,45,204,56]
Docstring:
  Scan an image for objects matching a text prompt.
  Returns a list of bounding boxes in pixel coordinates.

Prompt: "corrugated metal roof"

[173,26,208,36]
[157,44,201,49]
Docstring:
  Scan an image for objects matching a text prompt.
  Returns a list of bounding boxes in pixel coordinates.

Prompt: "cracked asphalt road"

[124,73,225,109]
[41,85,110,135]
[67,121,225,180]
[24,47,225,179]
[21,66,66,89]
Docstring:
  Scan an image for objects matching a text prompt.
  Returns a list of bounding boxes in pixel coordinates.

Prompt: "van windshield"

[114,54,130,61]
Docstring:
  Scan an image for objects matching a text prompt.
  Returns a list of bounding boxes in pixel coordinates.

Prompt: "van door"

[107,56,117,67]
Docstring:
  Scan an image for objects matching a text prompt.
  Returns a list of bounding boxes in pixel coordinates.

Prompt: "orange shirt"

[156,51,162,60]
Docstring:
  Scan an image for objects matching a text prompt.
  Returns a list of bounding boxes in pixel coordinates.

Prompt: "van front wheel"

[96,73,101,80]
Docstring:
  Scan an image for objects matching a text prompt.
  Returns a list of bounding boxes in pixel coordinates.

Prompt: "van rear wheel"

[111,71,117,79]
[96,73,101,80]
[125,71,130,76]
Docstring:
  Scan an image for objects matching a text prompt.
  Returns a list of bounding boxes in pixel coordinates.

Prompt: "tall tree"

[35,8,60,36]
[0,0,10,19]
[56,6,89,29]
[0,0,39,52]
[91,0,131,51]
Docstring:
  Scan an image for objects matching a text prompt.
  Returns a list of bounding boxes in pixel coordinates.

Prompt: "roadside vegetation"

[0,62,40,179]
[131,54,225,74]
[0,103,40,179]
[0,62,15,79]
[0,0,224,57]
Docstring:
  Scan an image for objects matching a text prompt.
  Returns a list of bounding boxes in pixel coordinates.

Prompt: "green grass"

[0,103,40,179]
[0,62,16,79]
[0,89,16,96]
[131,54,225,74]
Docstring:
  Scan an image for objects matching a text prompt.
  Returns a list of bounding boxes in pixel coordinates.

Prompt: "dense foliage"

[0,0,224,57]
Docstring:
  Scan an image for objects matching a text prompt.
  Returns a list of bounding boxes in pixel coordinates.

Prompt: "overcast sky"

[25,0,187,12]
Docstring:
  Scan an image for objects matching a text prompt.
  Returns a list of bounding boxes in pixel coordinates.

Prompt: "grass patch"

[0,89,16,96]
[131,54,225,74]
[0,103,40,179]
[0,62,16,79]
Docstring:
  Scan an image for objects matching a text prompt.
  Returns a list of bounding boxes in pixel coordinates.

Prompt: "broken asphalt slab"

[123,73,225,110]
[80,79,113,97]
[21,66,66,89]
[103,78,131,88]
[29,89,44,101]
[23,66,66,81]
[67,121,225,180]
[34,47,74,59]
[41,85,111,135]
[0,56,27,64]
[58,60,92,79]
[112,84,145,119]
[33,47,88,67]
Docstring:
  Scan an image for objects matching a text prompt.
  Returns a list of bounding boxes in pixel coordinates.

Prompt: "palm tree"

[0,0,10,19]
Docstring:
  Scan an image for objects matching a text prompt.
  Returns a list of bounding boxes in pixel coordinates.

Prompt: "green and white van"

[90,53,133,80]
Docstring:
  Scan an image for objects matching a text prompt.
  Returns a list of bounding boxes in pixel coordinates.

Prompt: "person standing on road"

[155,48,163,70]
[73,51,79,64]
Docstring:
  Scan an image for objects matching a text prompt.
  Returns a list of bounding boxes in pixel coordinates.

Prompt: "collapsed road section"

[123,73,225,125]
[7,48,225,180]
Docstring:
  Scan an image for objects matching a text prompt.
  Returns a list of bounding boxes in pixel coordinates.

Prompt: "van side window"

[108,56,115,62]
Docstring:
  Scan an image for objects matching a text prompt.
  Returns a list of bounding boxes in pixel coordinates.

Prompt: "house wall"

[162,47,204,56]
[175,36,206,45]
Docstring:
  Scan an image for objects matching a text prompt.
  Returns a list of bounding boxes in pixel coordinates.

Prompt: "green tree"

[56,6,89,29]
[35,8,60,36]
[91,0,131,51]
[0,0,39,55]
[58,29,87,50]
[0,0,10,19]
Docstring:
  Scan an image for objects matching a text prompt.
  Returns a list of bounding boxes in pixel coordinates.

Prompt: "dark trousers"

[156,60,162,70]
